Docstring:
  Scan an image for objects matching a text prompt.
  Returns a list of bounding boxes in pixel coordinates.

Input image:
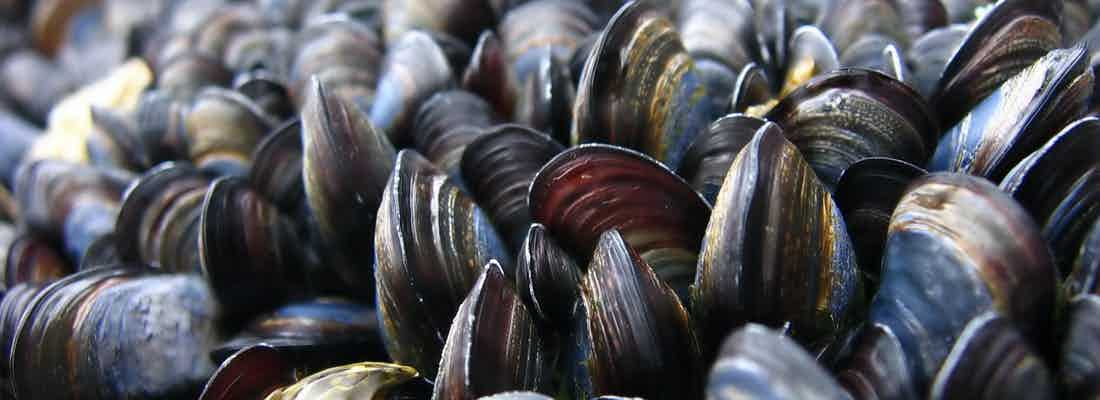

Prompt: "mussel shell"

[155,51,233,101]
[1069,216,1100,295]
[868,173,1056,391]
[765,68,938,189]
[730,63,772,114]
[892,0,949,39]
[411,90,496,179]
[1000,117,1100,278]
[677,113,765,202]
[234,72,296,122]
[135,90,191,163]
[927,312,1054,399]
[528,144,711,298]
[1062,294,1100,398]
[434,261,554,399]
[706,324,850,400]
[575,229,702,399]
[836,323,920,400]
[115,162,208,273]
[572,0,720,169]
[374,150,510,377]
[834,157,927,288]
[497,0,599,81]
[199,344,295,400]
[369,30,454,146]
[462,31,517,119]
[933,0,1063,126]
[0,110,39,189]
[191,4,264,57]
[199,177,304,317]
[249,119,304,214]
[838,35,908,81]
[86,106,149,171]
[381,0,495,45]
[514,46,576,145]
[290,16,382,108]
[930,47,1093,180]
[515,223,581,327]
[817,0,907,53]
[677,0,757,73]
[265,361,424,400]
[906,25,968,98]
[693,123,861,358]
[0,283,42,380]
[302,78,396,295]
[1,232,70,290]
[186,87,279,176]
[222,28,293,78]
[461,124,564,248]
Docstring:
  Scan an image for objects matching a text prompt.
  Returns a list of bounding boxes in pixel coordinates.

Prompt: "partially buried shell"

[290,16,382,109]
[514,223,581,327]
[412,90,496,180]
[927,312,1055,399]
[677,113,765,202]
[514,46,576,145]
[574,229,702,399]
[528,144,711,299]
[692,123,862,359]
[374,150,511,377]
[185,87,279,176]
[434,261,555,399]
[497,0,598,82]
[705,324,850,400]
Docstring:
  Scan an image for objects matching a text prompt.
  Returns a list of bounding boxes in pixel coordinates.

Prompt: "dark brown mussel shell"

[1061,294,1100,398]
[375,150,511,377]
[572,0,722,169]
[933,0,1063,126]
[412,90,496,180]
[1000,117,1100,278]
[497,0,598,82]
[907,24,969,99]
[574,229,702,399]
[677,113,765,202]
[930,47,1093,181]
[515,223,581,327]
[10,266,219,399]
[514,46,576,144]
[186,87,279,177]
[0,223,69,290]
[834,157,927,289]
[369,30,455,146]
[705,324,851,400]
[302,77,396,295]
[210,298,386,368]
[462,31,517,119]
[199,177,304,318]
[199,344,295,400]
[13,160,133,263]
[0,283,42,383]
[461,124,564,248]
[115,162,209,273]
[856,173,1056,395]
[528,144,711,298]
[836,323,920,400]
[1069,216,1100,296]
[434,261,555,399]
[692,123,861,359]
[775,26,841,98]
[927,312,1055,399]
[250,119,304,214]
[382,0,495,45]
[764,68,938,189]
[290,16,382,108]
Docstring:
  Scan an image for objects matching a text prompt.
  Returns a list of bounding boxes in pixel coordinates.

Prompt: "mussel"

[705,324,851,400]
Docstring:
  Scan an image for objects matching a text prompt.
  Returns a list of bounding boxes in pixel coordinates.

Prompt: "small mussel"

[375,150,511,377]
[10,266,220,399]
[852,173,1056,396]
[0,223,70,289]
[460,124,564,248]
[514,223,582,327]
[185,87,280,176]
[572,0,722,169]
[115,162,209,273]
[705,324,851,400]
[412,90,496,180]
[434,261,555,399]
[927,312,1055,399]
[249,119,304,214]
[930,47,1093,180]
[693,123,861,359]
[497,0,598,82]
[528,144,711,298]
[574,229,702,399]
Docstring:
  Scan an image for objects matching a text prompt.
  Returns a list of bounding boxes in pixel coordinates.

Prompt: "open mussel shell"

[290,16,382,109]
[1061,294,1100,398]
[199,344,295,400]
[927,312,1054,399]
[706,324,850,400]
[302,77,396,295]
[382,0,494,45]
[412,90,496,179]
[693,123,861,358]
[528,144,711,298]
[836,323,920,400]
[515,223,581,327]
[930,47,1093,181]
[435,261,555,399]
[11,266,219,399]
[369,30,455,146]
[834,157,927,289]
[764,68,938,189]
[514,46,576,144]
[933,0,1063,126]
[1000,117,1100,277]
[266,361,427,400]
[250,119,304,214]
[572,0,721,169]
[575,229,702,399]
[211,298,387,367]
[186,87,279,176]
[863,173,1056,393]
[199,177,304,318]
[115,162,209,273]
[375,150,511,378]
[462,31,517,119]
[677,113,765,202]
[461,124,564,248]
[498,0,598,82]
[907,24,969,98]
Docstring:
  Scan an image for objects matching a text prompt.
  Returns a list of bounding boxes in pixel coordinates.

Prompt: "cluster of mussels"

[0,0,1099,398]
